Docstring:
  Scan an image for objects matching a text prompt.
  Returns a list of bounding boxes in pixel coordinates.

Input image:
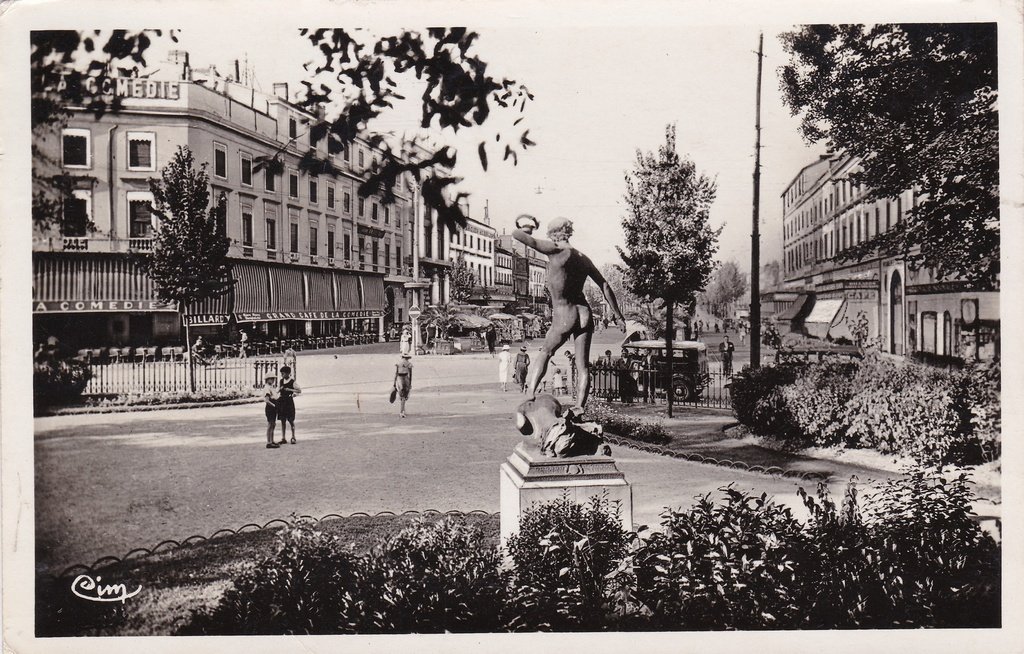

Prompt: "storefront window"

[921,312,937,354]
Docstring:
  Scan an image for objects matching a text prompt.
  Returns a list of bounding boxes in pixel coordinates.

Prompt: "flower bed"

[84,386,258,408]
[729,356,1000,466]
[584,401,670,445]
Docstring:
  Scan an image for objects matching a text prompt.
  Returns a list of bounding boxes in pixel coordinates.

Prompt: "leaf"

[477,142,488,171]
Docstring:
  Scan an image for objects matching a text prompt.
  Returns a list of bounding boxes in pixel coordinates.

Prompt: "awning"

[334,272,361,312]
[232,262,271,318]
[360,275,385,312]
[305,269,334,312]
[486,312,517,320]
[271,267,305,313]
[775,293,812,322]
[183,289,232,325]
[32,253,177,313]
[804,298,848,339]
[454,313,492,329]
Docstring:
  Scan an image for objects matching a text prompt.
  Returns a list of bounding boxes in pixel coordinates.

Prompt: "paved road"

[34,331,841,573]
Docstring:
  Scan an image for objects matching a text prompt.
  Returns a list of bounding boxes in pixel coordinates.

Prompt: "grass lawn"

[37,512,499,637]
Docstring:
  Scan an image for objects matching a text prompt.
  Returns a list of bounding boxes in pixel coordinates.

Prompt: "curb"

[45,396,262,416]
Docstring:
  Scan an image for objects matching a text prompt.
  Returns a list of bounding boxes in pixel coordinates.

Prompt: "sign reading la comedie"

[57,74,181,100]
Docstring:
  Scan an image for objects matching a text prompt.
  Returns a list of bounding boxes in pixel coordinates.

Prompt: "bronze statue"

[515,394,610,458]
[512,215,626,410]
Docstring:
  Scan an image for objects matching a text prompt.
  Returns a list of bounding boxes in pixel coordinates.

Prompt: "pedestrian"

[239,329,249,358]
[191,335,210,365]
[564,349,578,401]
[719,334,735,376]
[276,365,302,444]
[694,321,701,341]
[389,325,398,342]
[498,344,511,392]
[485,324,497,357]
[263,373,280,449]
[552,366,567,396]
[393,352,414,417]
[514,345,531,393]
[400,327,412,356]
[283,345,297,374]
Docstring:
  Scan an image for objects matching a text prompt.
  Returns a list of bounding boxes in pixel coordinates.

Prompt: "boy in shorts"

[263,374,279,449]
[276,365,302,444]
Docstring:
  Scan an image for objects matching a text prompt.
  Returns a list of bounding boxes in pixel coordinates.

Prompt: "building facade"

[449,213,499,306]
[496,234,548,315]
[492,242,516,309]
[777,152,999,360]
[32,61,431,349]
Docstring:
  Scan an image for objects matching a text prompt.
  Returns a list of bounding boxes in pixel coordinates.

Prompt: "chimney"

[273,83,289,101]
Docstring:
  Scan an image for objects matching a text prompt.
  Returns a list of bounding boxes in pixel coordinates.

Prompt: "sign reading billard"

[57,75,181,100]
[33,300,178,313]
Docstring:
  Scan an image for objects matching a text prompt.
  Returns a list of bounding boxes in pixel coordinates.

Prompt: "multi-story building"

[496,233,548,316]
[449,213,498,306]
[492,242,516,309]
[776,152,999,359]
[30,58,435,349]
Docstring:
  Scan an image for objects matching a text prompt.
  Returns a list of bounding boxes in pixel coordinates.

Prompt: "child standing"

[276,365,302,444]
[263,374,279,449]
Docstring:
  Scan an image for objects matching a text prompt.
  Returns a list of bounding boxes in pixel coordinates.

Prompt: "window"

[358,236,365,262]
[240,152,253,186]
[344,233,351,260]
[921,312,937,354]
[384,206,390,224]
[289,117,297,139]
[327,183,335,209]
[358,198,365,217]
[289,172,299,199]
[343,145,351,163]
[266,217,277,250]
[384,242,390,269]
[213,142,227,179]
[265,167,276,192]
[62,128,91,168]
[327,230,335,257]
[309,178,319,204]
[290,222,299,253]
[309,225,318,255]
[358,149,365,168]
[943,311,952,356]
[127,132,155,171]
[127,192,155,238]
[62,190,91,237]
[343,192,351,213]
[241,210,254,246]
[396,245,402,270]
[371,203,378,221]
[372,240,379,266]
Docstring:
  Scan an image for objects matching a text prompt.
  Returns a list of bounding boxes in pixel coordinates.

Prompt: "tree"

[449,254,476,305]
[761,259,782,289]
[583,281,606,321]
[269,28,535,231]
[421,304,460,341]
[703,261,749,320]
[626,299,689,340]
[618,124,720,417]
[780,24,998,286]
[142,146,232,388]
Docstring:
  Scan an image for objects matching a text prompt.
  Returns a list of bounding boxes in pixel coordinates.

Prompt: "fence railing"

[83,358,278,396]
[590,362,734,409]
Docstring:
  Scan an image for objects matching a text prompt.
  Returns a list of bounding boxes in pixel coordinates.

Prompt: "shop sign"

[183,314,230,326]
[235,310,383,321]
[33,300,178,313]
[58,74,181,100]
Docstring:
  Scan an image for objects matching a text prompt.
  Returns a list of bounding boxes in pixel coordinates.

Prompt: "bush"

[353,517,508,633]
[728,364,802,441]
[85,386,256,408]
[585,402,670,445]
[34,359,92,412]
[780,360,858,447]
[504,494,628,631]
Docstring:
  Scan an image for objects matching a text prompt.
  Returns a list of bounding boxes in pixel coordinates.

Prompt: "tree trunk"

[665,298,674,419]
[184,315,195,393]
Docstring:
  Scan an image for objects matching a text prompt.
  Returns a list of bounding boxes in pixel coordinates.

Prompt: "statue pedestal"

[499,441,633,548]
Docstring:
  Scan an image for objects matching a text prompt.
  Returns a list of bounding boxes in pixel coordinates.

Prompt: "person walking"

[514,345,531,393]
[719,334,735,376]
[276,365,302,444]
[262,373,280,449]
[498,344,511,392]
[485,324,497,357]
[564,349,578,401]
[400,327,412,356]
[393,352,414,417]
[239,329,249,359]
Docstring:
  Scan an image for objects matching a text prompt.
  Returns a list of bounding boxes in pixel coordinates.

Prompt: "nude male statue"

[512,215,626,409]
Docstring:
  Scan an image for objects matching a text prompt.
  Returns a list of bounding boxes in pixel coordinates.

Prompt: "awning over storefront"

[486,312,517,321]
[183,289,232,326]
[304,269,334,312]
[32,253,177,313]
[804,298,848,340]
[775,293,812,323]
[360,275,385,313]
[232,262,271,319]
[271,267,305,313]
[454,313,492,329]
[333,272,366,317]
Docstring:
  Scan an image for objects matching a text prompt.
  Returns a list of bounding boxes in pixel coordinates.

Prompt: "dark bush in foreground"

[34,359,92,413]
[182,473,998,634]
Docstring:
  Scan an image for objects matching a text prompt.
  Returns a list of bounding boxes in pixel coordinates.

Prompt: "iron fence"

[84,358,278,396]
[590,361,734,409]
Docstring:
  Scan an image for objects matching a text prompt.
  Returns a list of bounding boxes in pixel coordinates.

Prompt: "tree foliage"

[449,254,476,305]
[283,28,534,230]
[702,260,749,320]
[421,303,461,340]
[142,146,232,310]
[779,24,998,286]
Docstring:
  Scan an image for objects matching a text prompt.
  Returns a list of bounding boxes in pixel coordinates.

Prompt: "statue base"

[499,441,633,549]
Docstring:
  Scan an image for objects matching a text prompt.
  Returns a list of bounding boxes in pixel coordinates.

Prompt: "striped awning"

[32,253,177,313]
[233,262,272,321]
[272,267,306,313]
[183,289,232,325]
[305,269,334,312]
[360,275,385,312]
[335,272,361,311]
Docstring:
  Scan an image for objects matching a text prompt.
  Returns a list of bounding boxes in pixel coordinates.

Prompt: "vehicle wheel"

[672,378,692,402]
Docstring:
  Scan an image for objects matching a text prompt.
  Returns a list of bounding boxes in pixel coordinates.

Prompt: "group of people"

[497,343,577,398]
[262,365,302,449]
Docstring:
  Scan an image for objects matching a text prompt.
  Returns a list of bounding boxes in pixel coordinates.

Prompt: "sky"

[148,23,824,273]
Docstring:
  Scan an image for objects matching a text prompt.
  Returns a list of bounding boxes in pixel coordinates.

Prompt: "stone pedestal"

[499,441,632,548]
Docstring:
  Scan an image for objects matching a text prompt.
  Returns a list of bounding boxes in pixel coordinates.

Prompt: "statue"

[515,394,611,458]
[512,215,627,410]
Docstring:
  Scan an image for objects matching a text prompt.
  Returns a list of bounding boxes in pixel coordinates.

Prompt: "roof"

[775,293,812,322]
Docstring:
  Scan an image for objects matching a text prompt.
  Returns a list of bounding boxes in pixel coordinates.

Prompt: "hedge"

[729,356,1000,466]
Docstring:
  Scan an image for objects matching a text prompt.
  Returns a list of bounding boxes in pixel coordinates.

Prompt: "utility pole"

[750,32,764,369]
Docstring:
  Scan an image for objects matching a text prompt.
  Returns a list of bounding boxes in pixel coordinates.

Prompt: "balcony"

[242,245,254,257]
[266,248,278,260]
[289,252,300,262]
[62,237,89,251]
[309,254,320,265]
[128,238,153,252]
[328,257,336,267]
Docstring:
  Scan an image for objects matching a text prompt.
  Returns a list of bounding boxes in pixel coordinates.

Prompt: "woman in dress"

[498,344,511,392]
[400,327,412,356]
[393,353,414,418]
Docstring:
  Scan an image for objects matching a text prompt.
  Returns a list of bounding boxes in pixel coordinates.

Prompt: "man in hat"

[513,214,626,408]
[393,352,414,418]
[514,345,531,393]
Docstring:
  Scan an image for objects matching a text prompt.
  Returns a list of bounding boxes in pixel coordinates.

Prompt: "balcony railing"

[62,237,89,251]
[128,238,154,252]
[242,245,254,257]
[266,248,278,260]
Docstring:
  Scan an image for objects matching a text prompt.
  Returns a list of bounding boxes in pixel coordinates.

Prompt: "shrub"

[779,360,858,447]
[353,517,507,633]
[624,487,809,630]
[504,493,628,631]
[85,386,256,408]
[958,360,1001,464]
[585,402,670,445]
[728,364,802,440]
[180,519,360,635]
[34,359,92,412]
